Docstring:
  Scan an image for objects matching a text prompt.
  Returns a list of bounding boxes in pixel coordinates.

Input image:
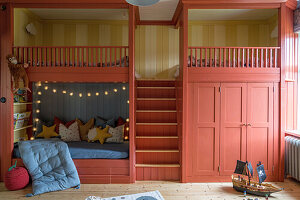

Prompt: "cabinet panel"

[220,83,247,176]
[247,83,274,176]
[188,83,220,177]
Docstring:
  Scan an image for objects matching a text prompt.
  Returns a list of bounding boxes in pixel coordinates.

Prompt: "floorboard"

[0,179,299,200]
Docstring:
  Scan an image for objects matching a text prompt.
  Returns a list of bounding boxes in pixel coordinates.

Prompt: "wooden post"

[0,3,13,181]
[129,5,136,183]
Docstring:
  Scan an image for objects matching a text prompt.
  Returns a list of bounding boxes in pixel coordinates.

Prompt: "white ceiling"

[28,9,128,20]
[189,9,278,21]
[139,0,179,21]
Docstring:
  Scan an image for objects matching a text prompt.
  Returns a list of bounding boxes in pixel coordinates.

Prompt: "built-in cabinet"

[187,82,278,182]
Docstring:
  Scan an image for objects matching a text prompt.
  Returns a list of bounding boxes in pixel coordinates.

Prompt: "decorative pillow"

[106,125,125,143]
[95,116,115,128]
[59,121,81,142]
[35,125,59,139]
[76,118,95,141]
[89,126,111,144]
[54,116,76,134]
[116,117,125,127]
[36,120,53,136]
[87,128,98,142]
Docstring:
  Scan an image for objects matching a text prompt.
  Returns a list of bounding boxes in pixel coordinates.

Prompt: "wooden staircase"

[135,80,180,181]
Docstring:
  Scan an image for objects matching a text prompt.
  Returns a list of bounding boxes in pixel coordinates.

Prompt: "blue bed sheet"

[14,141,129,159]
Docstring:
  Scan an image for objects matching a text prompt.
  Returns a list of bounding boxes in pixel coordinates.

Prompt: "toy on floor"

[6,54,31,92]
[4,161,29,191]
[232,160,283,197]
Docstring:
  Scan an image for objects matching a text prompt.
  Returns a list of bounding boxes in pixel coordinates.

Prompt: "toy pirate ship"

[232,160,283,197]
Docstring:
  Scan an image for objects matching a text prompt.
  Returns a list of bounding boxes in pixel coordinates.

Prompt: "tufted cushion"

[54,116,76,134]
[18,139,80,196]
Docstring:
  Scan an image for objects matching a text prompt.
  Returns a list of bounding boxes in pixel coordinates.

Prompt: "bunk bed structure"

[0,0,298,184]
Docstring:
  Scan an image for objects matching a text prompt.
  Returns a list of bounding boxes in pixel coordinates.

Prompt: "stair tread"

[137,98,176,100]
[137,87,175,89]
[136,149,179,152]
[136,136,178,139]
[136,122,177,125]
[136,110,176,112]
[136,164,180,167]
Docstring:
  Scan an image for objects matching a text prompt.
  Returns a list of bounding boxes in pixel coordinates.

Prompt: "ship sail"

[234,160,248,175]
[256,162,267,184]
[247,162,253,177]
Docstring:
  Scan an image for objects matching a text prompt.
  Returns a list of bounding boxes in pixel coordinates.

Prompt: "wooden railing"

[188,47,280,68]
[13,46,129,67]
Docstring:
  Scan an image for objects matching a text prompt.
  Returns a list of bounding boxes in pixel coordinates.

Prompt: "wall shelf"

[13,102,32,106]
[14,125,33,132]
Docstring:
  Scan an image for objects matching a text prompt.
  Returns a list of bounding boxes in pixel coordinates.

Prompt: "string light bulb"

[35,118,39,122]
[70,92,73,96]
[87,93,91,97]
[124,136,129,140]
[79,93,82,97]
[36,109,40,113]
[33,127,37,131]
[122,86,126,90]
[36,100,41,104]
[127,100,129,104]
[36,81,42,87]
[95,92,99,96]
[53,89,57,93]
[126,127,129,131]
[45,81,48,83]
[62,90,67,94]
[44,86,48,90]
[114,88,118,93]
[105,91,108,95]
[38,91,42,95]
[126,118,129,122]
[30,137,35,140]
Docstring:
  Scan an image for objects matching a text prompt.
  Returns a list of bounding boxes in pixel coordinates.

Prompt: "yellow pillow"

[92,126,112,144]
[76,118,94,141]
[36,125,58,139]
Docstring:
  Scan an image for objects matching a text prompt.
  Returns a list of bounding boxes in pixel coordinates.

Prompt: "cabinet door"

[247,83,274,176]
[188,83,220,176]
[220,83,247,176]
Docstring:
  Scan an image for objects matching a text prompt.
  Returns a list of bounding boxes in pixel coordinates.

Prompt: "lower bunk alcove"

[12,82,131,184]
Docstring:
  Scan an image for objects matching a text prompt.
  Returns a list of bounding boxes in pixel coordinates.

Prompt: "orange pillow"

[76,118,94,141]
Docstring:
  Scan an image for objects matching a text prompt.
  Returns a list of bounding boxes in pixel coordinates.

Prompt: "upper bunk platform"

[14,46,129,83]
[187,46,281,82]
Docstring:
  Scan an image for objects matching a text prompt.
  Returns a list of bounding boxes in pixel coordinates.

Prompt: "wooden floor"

[0,179,299,200]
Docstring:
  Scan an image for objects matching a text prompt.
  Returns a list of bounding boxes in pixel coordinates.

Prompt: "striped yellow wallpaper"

[188,18,278,47]
[135,25,179,79]
[41,20,128,46]
[14,9,43,46]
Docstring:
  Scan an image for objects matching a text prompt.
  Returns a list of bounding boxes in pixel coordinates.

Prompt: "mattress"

[13,141,129,159]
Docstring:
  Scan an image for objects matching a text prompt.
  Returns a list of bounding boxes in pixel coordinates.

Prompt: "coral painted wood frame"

[176,0,297,183]
[0,0,136,183]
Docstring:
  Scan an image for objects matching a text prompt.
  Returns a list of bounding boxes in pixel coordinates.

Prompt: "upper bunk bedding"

[14,141,129,159]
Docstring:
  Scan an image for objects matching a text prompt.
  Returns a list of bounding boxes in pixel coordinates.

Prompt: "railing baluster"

[205,48,207,67]
[251,48,254,68]
[76,48,79,67]
[269,49,272,68]
[105,48,108,67]
[87,47,89,67]
[21,47,24,64]
[214,48,217,67]
[228,48,231,68]
[260,49,263,68]
[264,48,267,68]
[246,48,249,68]
[223,48,226,67]
[195,49,197,67]
[275,49,277,68]
[190,48,192,67]
[124,47,127,66]
[119,48,120,67]
[200,48,202,67]
[219,48,221,67]
[91,47,94,67]
[210,48,212,67]
[96,47,98,67]
[100,48,103,67]
[242,48,245,68]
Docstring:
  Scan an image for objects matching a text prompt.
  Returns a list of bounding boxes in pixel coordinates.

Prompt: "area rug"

[86,191,164,200]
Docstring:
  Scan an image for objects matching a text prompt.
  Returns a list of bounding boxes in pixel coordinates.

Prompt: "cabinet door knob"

[0,97,6,103]
[247,123,252,126]
[241,123,246,126]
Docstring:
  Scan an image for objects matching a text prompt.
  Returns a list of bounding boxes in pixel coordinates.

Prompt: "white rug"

[86,191,164,200]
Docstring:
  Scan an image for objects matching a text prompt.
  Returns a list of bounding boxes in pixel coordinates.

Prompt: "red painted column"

[128,5,136,183]
[0,3,13,181]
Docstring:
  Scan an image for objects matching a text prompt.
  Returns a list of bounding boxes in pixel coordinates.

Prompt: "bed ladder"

[135,80,180,181]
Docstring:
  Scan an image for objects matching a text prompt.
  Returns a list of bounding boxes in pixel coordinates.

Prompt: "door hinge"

[272,166,274,172]
[218,166,220,172]
[273,87,275,93]
[219,87,221,93]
